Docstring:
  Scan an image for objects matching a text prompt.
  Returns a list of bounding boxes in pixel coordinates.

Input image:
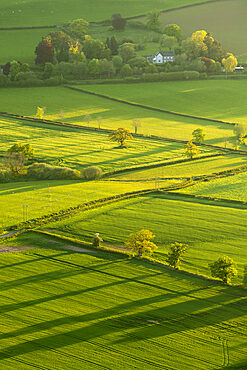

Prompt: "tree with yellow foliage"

[36,107,45,119]
[222,54,238,78]
[125,229,157,257]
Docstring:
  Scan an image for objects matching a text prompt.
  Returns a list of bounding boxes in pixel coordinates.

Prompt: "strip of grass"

[0,239,246,369]
[112,154,247,180]
[178,172,247,202]
[0,86,238,147]
[42,193,247,283]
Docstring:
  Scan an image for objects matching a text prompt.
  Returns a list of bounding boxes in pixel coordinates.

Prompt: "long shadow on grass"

[1,288,245,360]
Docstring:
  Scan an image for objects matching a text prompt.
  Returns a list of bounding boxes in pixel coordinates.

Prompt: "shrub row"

[27,163,81,180]
[0,75,63,88]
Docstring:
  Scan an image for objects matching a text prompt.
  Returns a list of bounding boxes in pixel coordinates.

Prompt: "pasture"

[0,86,239,147]
[0,0,213,27]
[42,193,247,283]
[82,80,247,125]
[179,171,247,202]
[0,239,246,369]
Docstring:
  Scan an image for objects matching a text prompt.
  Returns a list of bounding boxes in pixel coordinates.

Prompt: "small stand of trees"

[209,256,237,284]
[167,242,187,269]
[125,229,157,257]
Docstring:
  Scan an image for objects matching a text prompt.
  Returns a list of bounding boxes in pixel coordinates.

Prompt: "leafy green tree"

[3,152,26,175]
[182,38,208,60]
[120,64,133,77]
[9,60,21,81]
[125,229,157,257]
[112,55,123,73]
[43,62,53,79]
[88,58,99,77]
[45,31,73,62]
[146,11,161,31]
[192,128,205,144]
[167,242,187,269]
[131,119,142,134]
[92,233,103,247]
[234,123,247,143]
[119,43,136,63]
[69,18,88,40]
[160,35,177,51]
[111,14,126,30]
[98,59,115,78]
[128,56,148,68]
[108,35,119,55]
[7,143,34,159]
[209,256,238,284]
[109,127,133,147]
[185,141,199,159]
[83,35,107,59]
[163,24,182,41]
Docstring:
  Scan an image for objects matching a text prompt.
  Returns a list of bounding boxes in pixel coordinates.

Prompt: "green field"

[112,154,247,180]
[0,0,213,27]
[0,239,246,369]
[43,193,247,283]
[179,171,247,202]
[0,86,240,148]
[158,0,247,60]
[82,80,247,125]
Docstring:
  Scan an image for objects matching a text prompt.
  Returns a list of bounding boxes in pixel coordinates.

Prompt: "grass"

[179,171,247,202]
[0,0,213,27]
[0,86,239,148]
[0,178,177,229]
[0,115,195,172]
[112,154,247,180]
[43,193,247,283]
[82,80,247,125]
[0,238,246,369]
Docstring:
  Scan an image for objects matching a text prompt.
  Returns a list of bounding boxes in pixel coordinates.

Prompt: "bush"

[83,166,102,180]
[27,163,81,180]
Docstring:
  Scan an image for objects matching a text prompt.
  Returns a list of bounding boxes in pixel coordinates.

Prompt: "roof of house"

[154,51,175,56]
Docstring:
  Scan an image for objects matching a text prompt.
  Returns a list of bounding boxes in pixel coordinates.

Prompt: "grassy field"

[82,80,247,125]
[42,193,247,283]
[179,172,247,202]
[0,0,213,27]
[157,0,247,60]
[0,178,178,229]
[0,86,239,147]
[112,154,247,180]
[0,115,196,172]
[0,238,246,369]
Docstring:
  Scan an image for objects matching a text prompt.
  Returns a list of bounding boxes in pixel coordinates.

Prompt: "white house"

[144,52,175,64]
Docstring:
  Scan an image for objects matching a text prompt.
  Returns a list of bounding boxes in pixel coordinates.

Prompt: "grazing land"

[179,172,247,202]
[0,0,213,27]
[0,240,246,369]
[82,80,247,124]
[42,193,247,283]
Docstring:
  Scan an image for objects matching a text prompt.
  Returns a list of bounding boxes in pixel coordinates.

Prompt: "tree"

[88,58,99,77]
[192,128,205,144]
[163,24,182,41]
[185,141,199,159]
[111,14,126,30]
[167,242,187,268]
[119,43,136,63]
[131,119,142,134]
[43,62,53,79]
[98,59,115,78]
[234,123,247,143]
[191,30,207,42]
[120,64,133,77]
[7,143,34,159]
[9,60,21,81]
[146,11,161,31]
[108,35,119,55]
[69,41,86,63]
[84,114,92,127]
[92,233,103,247]
[222,54,238,77]
[112,55,123,73]
[109,127,133,147]
[182,38,208,60]
[36,107,45,119]
[96,116,102,129]
[35,40,54,64]
[160,35,177,51]
[69,18,88,40]
[125,229,157,257]
[45,31,73,62]
[3,152,26,175]
[209,256,238,284]
[83,35,107,59]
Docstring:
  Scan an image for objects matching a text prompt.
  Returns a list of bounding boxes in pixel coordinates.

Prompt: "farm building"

[144,51,175,64]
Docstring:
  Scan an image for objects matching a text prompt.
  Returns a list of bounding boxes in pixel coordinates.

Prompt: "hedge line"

[65,85,236,127]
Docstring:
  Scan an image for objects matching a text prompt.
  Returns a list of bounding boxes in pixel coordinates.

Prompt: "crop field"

[179,171,247,202]
[43,193,247,283]
[82,80,247,125]
[0,0,213,27]
[1,86,239,148]
[112,154,247,180]
[0,239,246,369]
